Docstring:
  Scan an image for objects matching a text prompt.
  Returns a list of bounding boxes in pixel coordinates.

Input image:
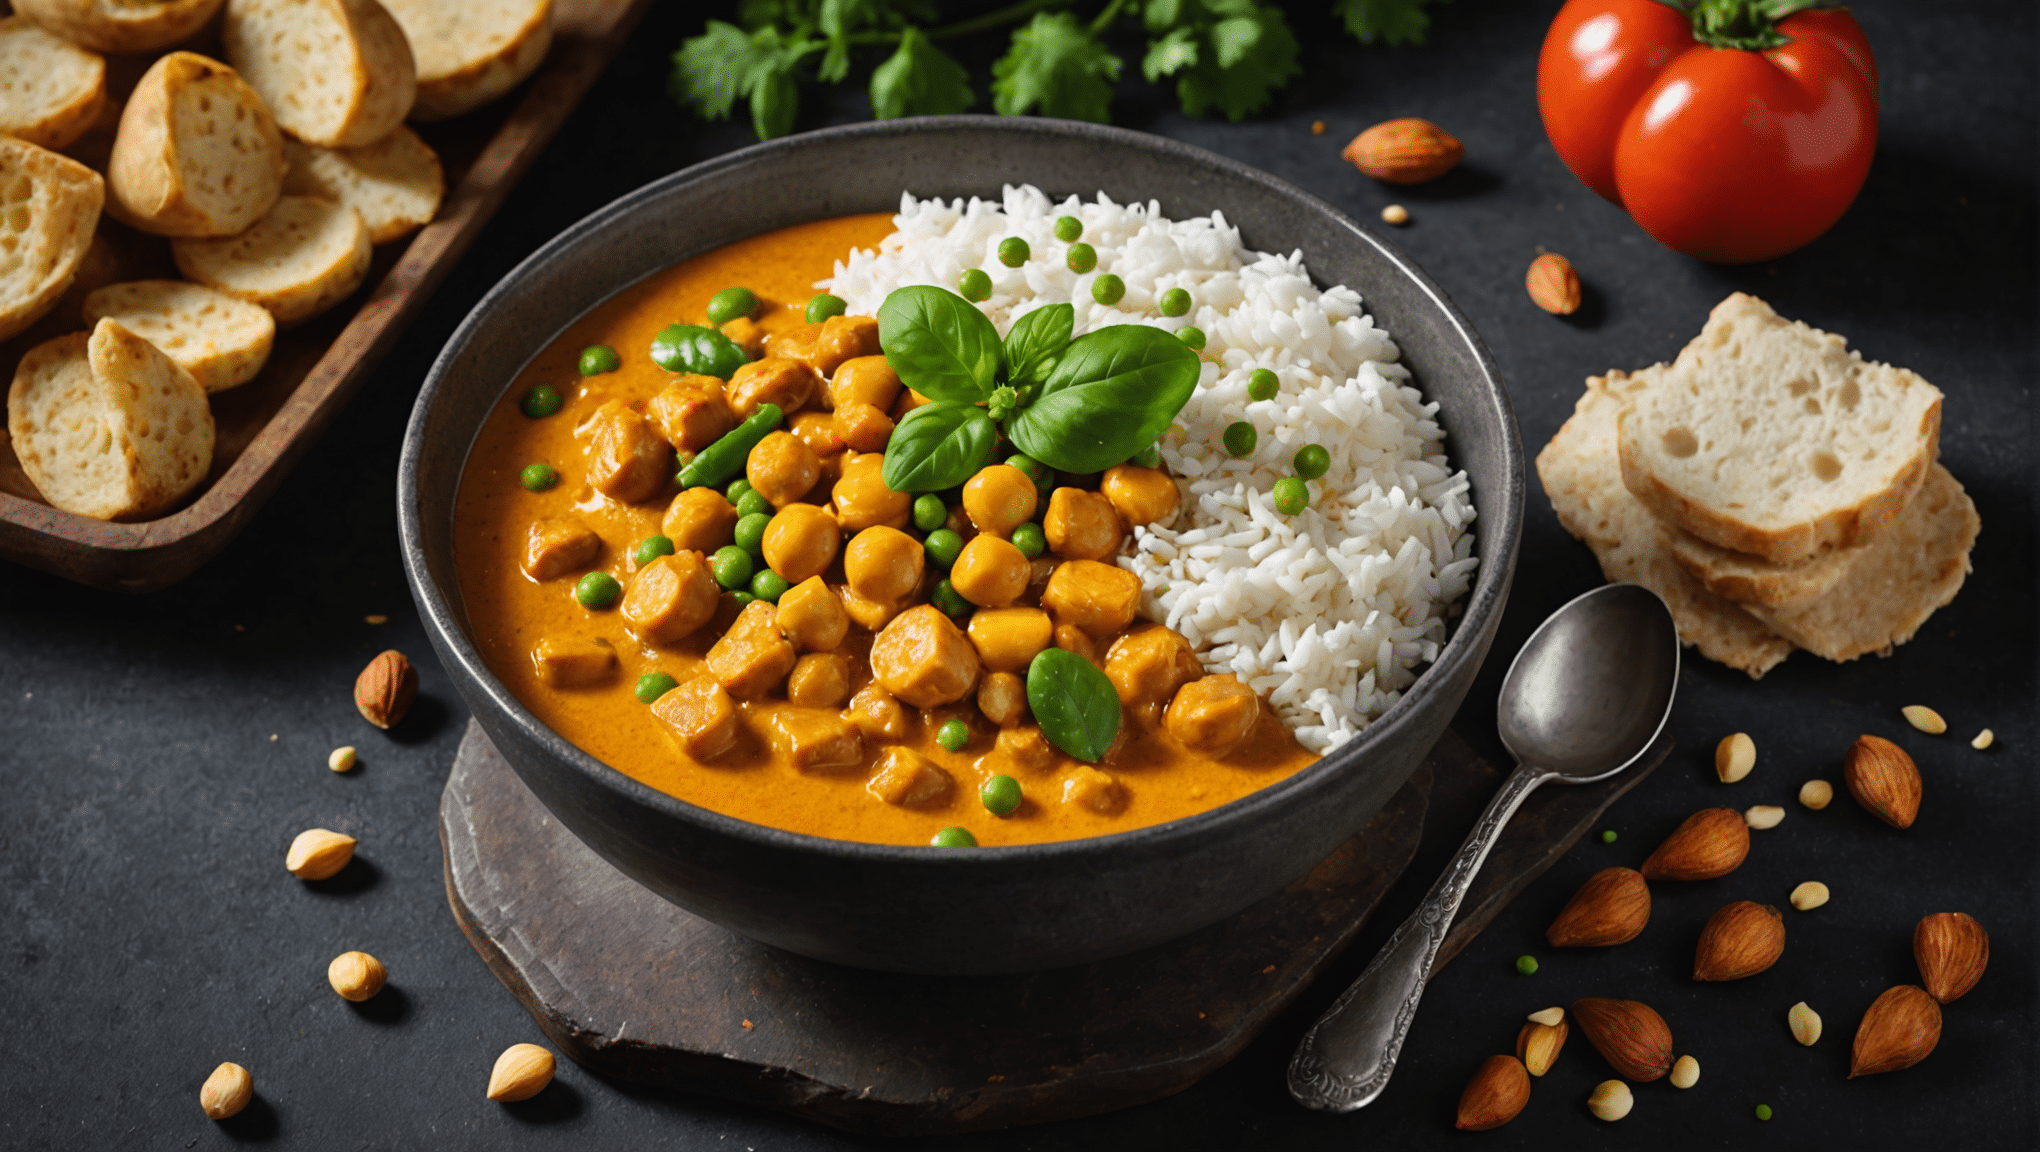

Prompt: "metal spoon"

[1288,582,1679,1112]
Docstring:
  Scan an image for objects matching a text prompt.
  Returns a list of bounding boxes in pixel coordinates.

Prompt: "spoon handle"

[1288,762,1550,1112]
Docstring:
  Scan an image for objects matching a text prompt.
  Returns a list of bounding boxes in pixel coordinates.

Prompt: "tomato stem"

[1656,0,1828,50]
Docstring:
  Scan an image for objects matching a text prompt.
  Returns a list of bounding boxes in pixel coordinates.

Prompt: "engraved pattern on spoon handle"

[1288,764,1551,1112]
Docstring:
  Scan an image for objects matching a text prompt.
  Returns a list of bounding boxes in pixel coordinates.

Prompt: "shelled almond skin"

[1571,998,1674,1082]
[1914,913,1989,1003]
[1547,867,1651,946]
[1850,986,1941,1077]
[1693,901,1785,981]
[1639,809,1749,880]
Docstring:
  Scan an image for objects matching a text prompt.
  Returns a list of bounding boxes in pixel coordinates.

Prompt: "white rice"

[823,185,1477,753]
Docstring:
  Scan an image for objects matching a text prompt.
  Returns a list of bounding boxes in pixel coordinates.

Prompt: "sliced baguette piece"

[1538,366,1793,679]
[223,0,416,148]
[1617,292,1943,565]
[280,126,443,244]
[171,194,371,326]
[107,52,287,238]
[6,318,214,520]
[84,279,275,393]
[0,137,105,343]
[1661,522,1868,611]
[0,16,107,152]
[1744,464,1977,662]
[382,0,551,121]
[13,0,226,55]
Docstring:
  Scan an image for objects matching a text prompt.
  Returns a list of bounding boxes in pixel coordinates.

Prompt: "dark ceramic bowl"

[400,117,1523,974]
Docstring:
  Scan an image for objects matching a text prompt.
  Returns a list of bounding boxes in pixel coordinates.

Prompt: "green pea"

[1273,476,1310,516]
[634,535,675,566]
[1247,368,1280,402]
[575,572,621,610]
[707,286,758,326]
[1065,242,1097,273]
[1222,420,1257,457]
[959,268,992,303]
[804,293,846,324]
[578,344,620,376]
[997,237,1030,267]
[1293,443,1330,481]
[726,477,754,504]
[1091,273,1124,306]
[931,578,971,619]
[730,590,756,609]
[711,545,753,591]
[634,671,678,704]
[1053,215,1083,242]
[1754,1104,1773,1122]
[930,826,977,848]
[1010,521,1045,559]
[1515,955,1539,976]
[519,463,557,492]
[923,528,964,570]
[1600,829,1618,843]
[980,774,1023,816]
[733,512,770,557]
[1132,442,1162,469]
[1177,325,1206,352]
[520,383,563,419]
[912,493,948,533]
[1004,454,1052,492]
[736,488,772,519]
[936,718,970,752]
[1159,288,1191,317]
[751,568,791,603]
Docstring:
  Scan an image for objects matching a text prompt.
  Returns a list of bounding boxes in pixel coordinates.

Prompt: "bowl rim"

[400,114,1523,866]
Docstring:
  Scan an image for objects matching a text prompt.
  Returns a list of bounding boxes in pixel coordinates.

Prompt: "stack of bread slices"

[1,0,554,522]
[1538,293,1979,678]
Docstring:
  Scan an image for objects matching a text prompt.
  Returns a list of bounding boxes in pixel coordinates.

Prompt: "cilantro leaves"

[1141,0,1300,122]
[1333,0,1452,47]
[991,11,1123,122]
[871,26,974,118]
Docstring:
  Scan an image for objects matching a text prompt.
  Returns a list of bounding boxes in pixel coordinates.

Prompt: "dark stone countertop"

[1,1,2031,1147]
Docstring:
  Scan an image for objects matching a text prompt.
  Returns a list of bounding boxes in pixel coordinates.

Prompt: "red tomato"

[1537,0,1878,264]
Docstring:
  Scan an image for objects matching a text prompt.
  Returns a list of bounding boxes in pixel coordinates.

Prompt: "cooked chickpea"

[967,607,1052,673]
[829,354,902,411]
[962,464,1038,538]
[844,681,910,743]
[726,356,820,419]
[786,652,853,708]
[662,487,738,555]
[775,576,848,651]
[844,526,925,605]
[1165,673,1260,756]
[977,671,1028,727]
[789,410,844,457]
[1054,621,1097,664]
[832,452,911,531]
[891,388,934,421]
[761,503,840,584]
[1101,464,1180,529]
[746,430,820,508]
[948,534,1030,608]
[1043,487,1124,560]
[832,402,894,453]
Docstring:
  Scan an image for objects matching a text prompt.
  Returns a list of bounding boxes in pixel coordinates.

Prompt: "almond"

[1844,735,1921,828]
[1570,998,1674,1082]
[1454,1054,1530,1131]
[285,827,356,880]
[1516,1017,1568,1077]
[487,1042,556,1102]
[200,1061,252,1120]
[1849,985,1941,1077]
[1546,867,1651,947]
[1341,118,1463,184]
[1526,253,1582,315]
[1639,808,1749,881]
[355,649,418,730]
[1914,912,1989,1003]
[1693,901,1785,980]
[1715,732,1756,782]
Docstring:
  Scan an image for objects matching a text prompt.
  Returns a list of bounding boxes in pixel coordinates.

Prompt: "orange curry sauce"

[454,214,1317,846]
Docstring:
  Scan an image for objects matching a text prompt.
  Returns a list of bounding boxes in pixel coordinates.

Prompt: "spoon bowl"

[1498,583,1680,780]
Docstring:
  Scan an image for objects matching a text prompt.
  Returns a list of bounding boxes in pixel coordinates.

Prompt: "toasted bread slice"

[281,125,442,244]
[1744,465,1977,662]
[84,279,275,392]
[1538,366,1793,679]
[223,0,416,148]
[0,16,107,152]
[1661,523,1867,611]
[381,0,550,121]
[0,138,105,344]
[7,318,214,520]
[59,90,123,174]
[13,0,225,55]
[171,195,370,326]
[1617,293,1942,565]
[107,52,287,238]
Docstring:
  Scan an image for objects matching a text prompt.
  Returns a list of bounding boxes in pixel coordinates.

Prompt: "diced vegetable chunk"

[651,675,740,762]
[530,636,617,688]
[1041,560,1142,637]
[866,747,954,808]
[621,552,720,644]
[704,600,797,699]
[869,604,980,708]
[522,518,600,582]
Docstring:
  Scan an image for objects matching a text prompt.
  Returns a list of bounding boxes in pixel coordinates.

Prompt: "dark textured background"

[2,1,2032,1147]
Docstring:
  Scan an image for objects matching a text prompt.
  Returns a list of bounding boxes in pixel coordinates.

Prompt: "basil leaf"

[649,324,748,380]
[1003,301,1073,389]
[1006,325,1200,473]
[876,285,1004,402]
[879,401,998,493]
[1026,647,1122,763]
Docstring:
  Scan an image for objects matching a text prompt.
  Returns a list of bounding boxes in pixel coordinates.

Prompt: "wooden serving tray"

[0,0,654,592]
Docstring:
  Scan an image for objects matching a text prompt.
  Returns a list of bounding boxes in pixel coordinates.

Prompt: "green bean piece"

[574,572,621,610]
[520,383,563,419]
[634,671,679,704]
[750,568,791,603]
[733,512,770,557]
[706,286,758,326]
[912,493,947,533]
[711,545,754,591]
[1177,325,1206,352]
[1132,442,1162,469]
[930,578,971,619]
[1247,368,1280,402]
[806,293,847,323]
[980,774,1022,817]
[1010,522,1045,559]
[1292,443,1330,481]
[578,344,620,376]
[730,590,756,609]
[672,450,695,482]
[1065,242,1096,273]
[1004,454,1052,492]
[1273,476,1310,515]
[634,535,675,566]
[997,237,1030,267]
[923,528,964,570]
[936,719,970,752]
[1090,273,1124,306]
[735,488,772,519]
[519,463,557,492]
[930,826,978,848]
[1053,215,1083,242]
[1222,421,1257,458]
[679,403,784,489]
[959,268,992,303]
[1159,288,1191,317]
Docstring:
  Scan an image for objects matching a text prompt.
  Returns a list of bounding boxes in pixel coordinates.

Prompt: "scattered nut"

[487,1043,556,1102]
[1380,203,1410,226]
[1849,985,1941,1077]
[364,614,389,625]
[1845,735,1922,829]
[1516,1017,1568,1077]
[1640,808,1749,881]
[328,746,358,773]
[1798,779,1833,809]
[355,649,419,730]
[1693,901,1786,981]
[1914,912,1989,1004]
[1526,1006,1566,1027]
[1454,1054,1531,1131]
[1526,252,1582,315]
[1788,1000,1822,1046]
[1744,804,1785,830]
[1901,705,1946,734]
[200,1062,252,1120]
[285,828,357,880]
[1571,998,1674,1081]
[1586,1079,1633,1121]
[1341,117,1464,184]
[1715,732,1755,782]
[1668,1054,1699,1088]
[1310,119,1326,135]
[1971,728,1994,750]
[1789,881,1830,911]
[1546,867,1651,947]
[328,951,387,1002]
